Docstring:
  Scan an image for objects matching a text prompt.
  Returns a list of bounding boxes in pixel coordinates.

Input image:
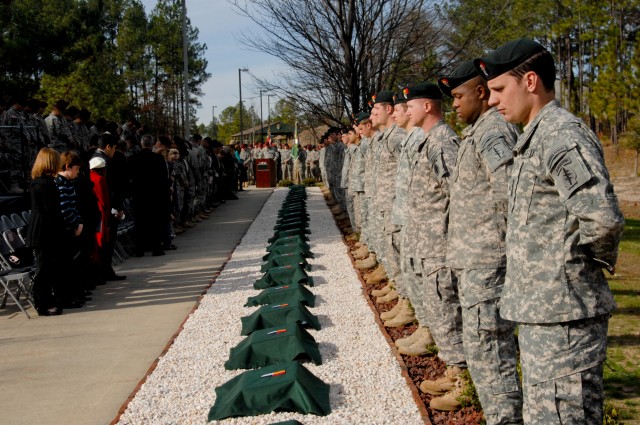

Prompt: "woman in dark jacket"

[26,148,65,316]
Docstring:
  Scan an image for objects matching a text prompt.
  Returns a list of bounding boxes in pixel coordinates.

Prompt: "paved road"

[0,187,273,425]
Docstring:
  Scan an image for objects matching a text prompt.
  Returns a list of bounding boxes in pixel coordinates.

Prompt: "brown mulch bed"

[323,191,484,425]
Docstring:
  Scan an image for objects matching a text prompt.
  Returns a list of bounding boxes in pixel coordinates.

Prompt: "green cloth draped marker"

[208,361,331,420]
[245,283,316,308]
[241,301,321,335]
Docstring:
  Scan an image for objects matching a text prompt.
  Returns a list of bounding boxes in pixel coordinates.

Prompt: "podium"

[256,158,277,187]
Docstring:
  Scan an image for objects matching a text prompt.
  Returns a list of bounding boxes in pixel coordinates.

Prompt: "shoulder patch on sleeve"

[428,147,449,180]
[546,144,593,200]
[479,135,513,172]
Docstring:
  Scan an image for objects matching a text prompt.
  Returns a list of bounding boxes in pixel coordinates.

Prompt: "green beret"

[474,38,545,80]
[371,90,395,105]
[438,60,479,97]
[404,82,442,101]
[353,112,370,125]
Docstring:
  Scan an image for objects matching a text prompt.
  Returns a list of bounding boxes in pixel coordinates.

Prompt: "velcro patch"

[429,148,449,181]
[480,136,513,172]
[547,144,592,200]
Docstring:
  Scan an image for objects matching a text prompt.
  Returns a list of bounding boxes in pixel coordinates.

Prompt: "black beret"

[371,90,395,105]
[404,82,442,101]
[393,91,407,104]
[353,112,370,125]
[438,60,479,97]
[474,38,545,81]
[53,99,69,111]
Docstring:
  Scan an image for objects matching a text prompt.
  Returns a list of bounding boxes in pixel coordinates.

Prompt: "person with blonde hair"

[26,148,65,316]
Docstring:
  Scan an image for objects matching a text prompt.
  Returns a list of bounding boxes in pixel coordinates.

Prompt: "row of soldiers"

[322,39,623,424]
[0,97,145,193]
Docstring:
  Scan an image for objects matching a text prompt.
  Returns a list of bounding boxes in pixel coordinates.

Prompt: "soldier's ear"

[476,84,489,101]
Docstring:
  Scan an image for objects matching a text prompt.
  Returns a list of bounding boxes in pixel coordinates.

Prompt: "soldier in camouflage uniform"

[351,114,373,235]
[368,92,407,291]
[477,39,624,424]
[280,143,292,180]
[438,61,523,419]
[404,83,468,408]
[0,97,29,192]
[45,100,74,153]
[384,92,433,346]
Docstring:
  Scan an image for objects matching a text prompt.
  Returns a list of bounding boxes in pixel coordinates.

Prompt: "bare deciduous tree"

[231,0,457,125]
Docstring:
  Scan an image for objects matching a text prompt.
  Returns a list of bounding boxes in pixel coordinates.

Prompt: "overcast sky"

[139,0,284,125]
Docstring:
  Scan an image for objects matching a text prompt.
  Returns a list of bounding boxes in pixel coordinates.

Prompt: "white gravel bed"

[116,187,424,425]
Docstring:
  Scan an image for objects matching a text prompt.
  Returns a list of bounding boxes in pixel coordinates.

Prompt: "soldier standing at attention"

[476,39,624,424]
[439,61,523,422]
[404,82,467,410]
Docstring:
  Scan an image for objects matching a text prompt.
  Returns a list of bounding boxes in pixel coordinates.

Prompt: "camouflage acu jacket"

[404,120,459,271]
[391,127,424,226]
[349,139,367,193]
[363,131,382,198]
[340,143,357,189]
[502,100,623,323]
[376,124,406,212]
[447,108,519,270]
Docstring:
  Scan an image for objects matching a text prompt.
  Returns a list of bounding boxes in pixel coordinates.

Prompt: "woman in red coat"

[89,157,110,266]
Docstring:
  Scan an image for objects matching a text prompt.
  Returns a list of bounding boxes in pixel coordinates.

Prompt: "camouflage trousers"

[418,263,466,367]
[370,208,385,260]
[293,161,305,184]
[359,195,370,246]
[382,214,405,297]
[282,162,292,180]
[457,268,523,425]
[518,315,609,425]
[350,191,363,233]
[345,190,356,231]
[400,254,430,325]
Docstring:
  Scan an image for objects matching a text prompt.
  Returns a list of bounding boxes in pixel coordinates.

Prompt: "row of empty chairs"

[0,211,35,318]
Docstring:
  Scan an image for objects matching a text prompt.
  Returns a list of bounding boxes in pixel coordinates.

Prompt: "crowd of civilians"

[1,99,250,316]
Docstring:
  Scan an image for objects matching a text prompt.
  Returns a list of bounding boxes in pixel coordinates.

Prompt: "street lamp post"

[259,90,264,144]
[238,68,249,144]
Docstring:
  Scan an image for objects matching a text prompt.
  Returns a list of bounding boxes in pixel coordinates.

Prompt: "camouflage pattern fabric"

[420,264,465,367]
[502,100,623,324]
[447,108,519,270]
[391,127,423,227]
[458,268,522,425]
[45,113,73,152]
[403,120,463,366]
[519,315,608,424]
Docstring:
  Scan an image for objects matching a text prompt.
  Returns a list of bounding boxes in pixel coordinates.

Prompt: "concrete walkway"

[0,187,273,425]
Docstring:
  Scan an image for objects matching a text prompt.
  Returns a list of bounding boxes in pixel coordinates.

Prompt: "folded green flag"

[225,322,322,370]
[241,301,321,335]
[268,229,310,243]
[245,283,316,308]
[261,252,311,273]
[208,361,331,420]
[273,221,309,233]
[262,245,314,261]
[266,236,311,252]
[254,265,313,289]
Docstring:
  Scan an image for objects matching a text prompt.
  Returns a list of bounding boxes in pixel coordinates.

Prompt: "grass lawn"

[606,217,640,423]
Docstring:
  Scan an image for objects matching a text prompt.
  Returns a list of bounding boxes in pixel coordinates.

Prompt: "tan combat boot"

[395,325,432,348]
[335,212,348,221]
[355,253,377,270]
[326,199,337,206]
[366,266,387,284]
[371,283,393,297]
[384,303,416,327]
[429,378,467,411]
[353,249,371,260]
[346,233,358,242]
[419,366,463,395]
[330,205,342,215]
[380,298,405,321]
[376,289,398,303]
[351,246,367,258]
[365,263,385,279]
[354,241,362,248]
[397,328,436,356]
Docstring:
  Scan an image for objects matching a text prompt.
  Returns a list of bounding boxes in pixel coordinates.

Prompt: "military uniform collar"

[461,107,498,139]
[514,100,559,154]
